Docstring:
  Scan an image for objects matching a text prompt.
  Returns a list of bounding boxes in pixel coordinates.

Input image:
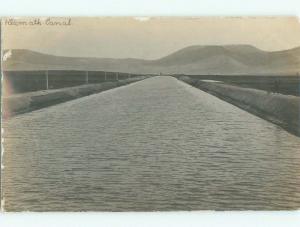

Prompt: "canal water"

[2,76,300,211]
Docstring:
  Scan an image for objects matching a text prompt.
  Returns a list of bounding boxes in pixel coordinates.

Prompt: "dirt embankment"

[2,77,147,118]
[179,76,300,137]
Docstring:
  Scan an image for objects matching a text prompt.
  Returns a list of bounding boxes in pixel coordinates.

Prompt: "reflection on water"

[3,76,300,211]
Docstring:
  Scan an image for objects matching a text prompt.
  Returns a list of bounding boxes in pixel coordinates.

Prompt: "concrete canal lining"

[179,77,300,137]
[2,77,147,118]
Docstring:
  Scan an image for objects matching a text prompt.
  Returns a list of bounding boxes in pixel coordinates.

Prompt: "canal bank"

[179,77,300,137]
[2,77,147,118]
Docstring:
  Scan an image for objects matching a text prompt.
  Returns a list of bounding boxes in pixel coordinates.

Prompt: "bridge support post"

[128,73,131,79]
[45,70,49,90]
[104,71,107,81]
[116,72,119,81]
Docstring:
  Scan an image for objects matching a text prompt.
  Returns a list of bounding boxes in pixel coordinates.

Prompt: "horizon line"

[3,44,300,61]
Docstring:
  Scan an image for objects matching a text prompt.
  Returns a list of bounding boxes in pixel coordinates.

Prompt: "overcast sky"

[3,17,300,59]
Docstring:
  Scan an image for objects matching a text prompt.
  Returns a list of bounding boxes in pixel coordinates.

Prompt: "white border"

[1,211,300,227]
[0,0,299,16]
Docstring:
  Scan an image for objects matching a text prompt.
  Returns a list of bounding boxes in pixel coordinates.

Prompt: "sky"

[3,17,300,60]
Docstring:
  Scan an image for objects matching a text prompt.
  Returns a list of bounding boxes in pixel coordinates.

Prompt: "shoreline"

[179,77,300,137]
[2,77,147,119]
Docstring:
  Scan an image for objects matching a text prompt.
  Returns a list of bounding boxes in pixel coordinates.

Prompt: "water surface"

[3,76,300,211]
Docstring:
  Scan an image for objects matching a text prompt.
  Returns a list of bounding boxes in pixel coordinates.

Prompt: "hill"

[3,45,300,75]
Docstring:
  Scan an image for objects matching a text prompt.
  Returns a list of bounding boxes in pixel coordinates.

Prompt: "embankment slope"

[179,77,300,137]
[3,77,146,118]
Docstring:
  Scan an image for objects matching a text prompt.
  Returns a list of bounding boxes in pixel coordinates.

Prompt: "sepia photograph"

[1,17,300,212]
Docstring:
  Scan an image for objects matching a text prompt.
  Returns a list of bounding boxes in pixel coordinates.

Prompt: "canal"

[2,76,300,211]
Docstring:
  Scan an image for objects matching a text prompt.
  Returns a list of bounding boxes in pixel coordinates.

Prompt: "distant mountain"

[3,45,300,75]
